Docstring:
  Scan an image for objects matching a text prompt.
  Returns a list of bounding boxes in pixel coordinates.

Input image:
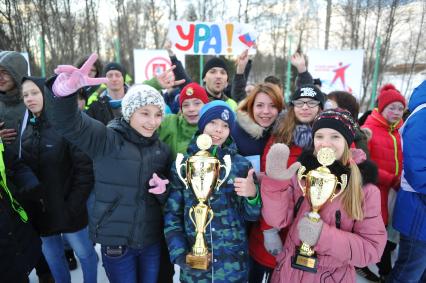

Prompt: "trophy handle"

[203,209,214,231]
[216,154,232,190]
[297,166,307,196]
[189,206,196,227]
[176,153,189,189]
[331,173,348,202]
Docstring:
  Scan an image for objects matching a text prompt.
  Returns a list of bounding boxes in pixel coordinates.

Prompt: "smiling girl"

[261,108,386,283]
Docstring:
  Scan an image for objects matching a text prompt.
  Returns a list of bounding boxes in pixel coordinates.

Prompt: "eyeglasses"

[292,100,321,108]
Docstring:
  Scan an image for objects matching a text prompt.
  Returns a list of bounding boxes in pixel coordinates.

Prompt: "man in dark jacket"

[0,51,28,153]
[85,62,128,125]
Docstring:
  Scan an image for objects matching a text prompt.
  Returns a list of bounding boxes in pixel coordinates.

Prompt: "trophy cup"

[291,147,348,273]
[175,134,232,270]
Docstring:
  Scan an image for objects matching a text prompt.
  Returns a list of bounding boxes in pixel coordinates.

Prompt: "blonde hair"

[339,144,364,220]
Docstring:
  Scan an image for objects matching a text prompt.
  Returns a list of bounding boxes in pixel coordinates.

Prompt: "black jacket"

[21,113,94,236]
[86,94,115,125]
[0,144,42,282]
[45,77,172,249]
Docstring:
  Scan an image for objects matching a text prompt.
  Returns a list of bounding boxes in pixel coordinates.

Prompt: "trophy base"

[186,253,211,270]
[291,250,318,273]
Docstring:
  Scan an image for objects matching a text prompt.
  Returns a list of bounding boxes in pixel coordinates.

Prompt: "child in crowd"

[164,101,261,282]
[261,108,386,282]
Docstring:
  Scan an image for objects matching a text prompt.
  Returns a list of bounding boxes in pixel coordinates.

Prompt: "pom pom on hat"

[377,84,406,113]
[121,84,165,122]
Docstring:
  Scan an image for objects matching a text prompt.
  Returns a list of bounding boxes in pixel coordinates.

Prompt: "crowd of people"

[0,47,425,283]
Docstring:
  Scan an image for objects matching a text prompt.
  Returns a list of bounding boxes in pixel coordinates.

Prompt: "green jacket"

[158,114,197,160]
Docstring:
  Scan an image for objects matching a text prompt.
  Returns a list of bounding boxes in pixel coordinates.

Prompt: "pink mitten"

[148,173,169,194]
[52,53,108,97]
[297,216,324,246]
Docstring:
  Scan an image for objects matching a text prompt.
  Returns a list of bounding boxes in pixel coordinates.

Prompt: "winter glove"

[148,173,169,194]
[263,228,283,256]
[266,143,301,180]
[52,53,108,97]
[297,216,324,246]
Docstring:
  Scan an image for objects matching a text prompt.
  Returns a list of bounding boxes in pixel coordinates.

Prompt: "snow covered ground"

[29,244,395,282]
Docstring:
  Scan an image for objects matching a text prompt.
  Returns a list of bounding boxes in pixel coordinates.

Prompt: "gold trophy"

[291,147,348,273]
[175,134,232,270]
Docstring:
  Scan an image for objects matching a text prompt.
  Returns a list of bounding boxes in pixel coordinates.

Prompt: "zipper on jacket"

[95,195,121,238]
[387,130,400,176]
[128,146,144,246]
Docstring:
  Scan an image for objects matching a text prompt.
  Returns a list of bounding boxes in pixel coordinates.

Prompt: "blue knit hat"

[198,100,235,132]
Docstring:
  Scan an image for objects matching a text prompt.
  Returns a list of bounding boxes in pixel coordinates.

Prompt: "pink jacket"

[261,175,386,283]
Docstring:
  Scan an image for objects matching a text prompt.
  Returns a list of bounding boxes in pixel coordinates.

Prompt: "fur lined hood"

[237,110,276,139]
[236,110,268,139]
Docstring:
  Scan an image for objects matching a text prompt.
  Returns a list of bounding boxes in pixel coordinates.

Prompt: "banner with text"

[133,49,185,83]
[307,49,364,100]
[168,21,257,55]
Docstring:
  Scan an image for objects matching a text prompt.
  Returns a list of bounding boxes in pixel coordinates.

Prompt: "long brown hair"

[238,82,284,122]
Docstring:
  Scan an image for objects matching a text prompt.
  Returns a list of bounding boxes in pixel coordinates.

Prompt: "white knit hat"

[121,84,165,122]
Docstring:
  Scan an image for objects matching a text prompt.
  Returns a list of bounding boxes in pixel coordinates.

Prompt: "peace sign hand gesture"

[52,53,108,97]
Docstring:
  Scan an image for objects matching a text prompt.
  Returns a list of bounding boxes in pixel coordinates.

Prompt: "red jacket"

[362,109,403,224]
[249,136,302,268]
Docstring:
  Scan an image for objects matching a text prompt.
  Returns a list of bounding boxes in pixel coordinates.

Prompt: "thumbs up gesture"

[234,169,257,198]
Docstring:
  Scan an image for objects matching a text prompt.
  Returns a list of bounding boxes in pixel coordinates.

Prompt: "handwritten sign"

[168,21,257,55]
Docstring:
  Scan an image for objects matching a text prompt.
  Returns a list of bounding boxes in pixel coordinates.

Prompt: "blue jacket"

[393,80,426,240]
[164,134,261,282]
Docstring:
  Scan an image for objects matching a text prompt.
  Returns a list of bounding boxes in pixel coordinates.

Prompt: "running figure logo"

[331,62,350,91]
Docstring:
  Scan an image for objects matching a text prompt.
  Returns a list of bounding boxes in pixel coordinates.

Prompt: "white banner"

[167,21,257,55]
[133,49,185,84]
[306,49,364,100]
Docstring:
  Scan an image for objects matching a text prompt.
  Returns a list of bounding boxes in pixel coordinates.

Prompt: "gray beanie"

[121,84,165,122]
[0,51,28,88]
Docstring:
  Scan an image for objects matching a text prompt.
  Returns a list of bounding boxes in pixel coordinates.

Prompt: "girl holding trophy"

[261,108,386,282]
[164,100,261,282]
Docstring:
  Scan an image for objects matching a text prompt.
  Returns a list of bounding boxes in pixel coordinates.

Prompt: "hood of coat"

[0,51,28,89]
[107,117,159,146]
[408,80,426,112]
[236,110,268,139]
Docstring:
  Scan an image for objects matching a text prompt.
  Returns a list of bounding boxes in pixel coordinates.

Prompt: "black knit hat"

[103,62,126,77]
[202,57,228,79]
[291,85,325,108]
[312,108,356,145]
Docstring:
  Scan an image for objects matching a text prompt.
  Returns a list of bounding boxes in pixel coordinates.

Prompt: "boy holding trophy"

[164,100,261,282]
[261,108,386,282]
